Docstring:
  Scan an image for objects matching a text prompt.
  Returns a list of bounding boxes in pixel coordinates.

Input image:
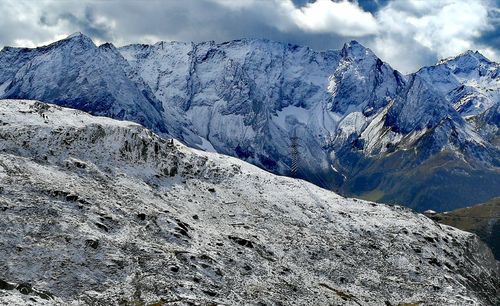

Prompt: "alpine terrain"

[0,33,498,212]
[427,197,500,260]
[0,100,498,305]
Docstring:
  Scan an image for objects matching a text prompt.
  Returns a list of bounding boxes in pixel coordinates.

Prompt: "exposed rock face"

[0,100,498,305]
[0,34,498,211]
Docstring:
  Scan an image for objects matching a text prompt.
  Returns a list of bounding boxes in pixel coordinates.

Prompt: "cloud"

[40,6,115,42]
[288,0,379,36]
[373,0,499,72]
[0,0,116,47]
[0,0,497,73]
[213,0,379,37]
[210,0,260,10]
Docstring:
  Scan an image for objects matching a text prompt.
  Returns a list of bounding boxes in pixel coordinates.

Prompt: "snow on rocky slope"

[0,33,498,212]
[0,100,498,305]
[415,50,500,143]
[417,50,499,118]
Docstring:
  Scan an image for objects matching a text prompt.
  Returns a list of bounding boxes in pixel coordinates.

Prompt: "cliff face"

[0,34,498,211]
[0,100,498,305]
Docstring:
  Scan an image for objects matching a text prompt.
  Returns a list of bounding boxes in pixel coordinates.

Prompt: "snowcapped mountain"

[0,100,498,305]
[0,33,168,133]
[120,38,500,212]
[417,50,499,118]
[0,33,498,212]
[415,50,500,142]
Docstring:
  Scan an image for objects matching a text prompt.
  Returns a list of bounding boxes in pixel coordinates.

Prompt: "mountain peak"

[346,40,362,47]
[62,32,95,46]
[458,50,490,61]
[341,40,374,59]
[438,49,492,66]
[67,32,85,39]
[99,42,118,51]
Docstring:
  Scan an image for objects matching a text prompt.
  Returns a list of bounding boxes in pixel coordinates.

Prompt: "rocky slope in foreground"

[0,100,498,305]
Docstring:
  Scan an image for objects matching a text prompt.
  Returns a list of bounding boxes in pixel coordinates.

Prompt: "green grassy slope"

[342,149,500,212]
[427,197,500,260]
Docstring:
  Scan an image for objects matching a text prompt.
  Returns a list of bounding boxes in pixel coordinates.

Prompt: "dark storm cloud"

[0,0,498,73]
[474,3,500,52]
[39,7,113,41]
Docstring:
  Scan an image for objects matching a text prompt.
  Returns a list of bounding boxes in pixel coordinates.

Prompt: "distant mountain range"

[0,33,498,212]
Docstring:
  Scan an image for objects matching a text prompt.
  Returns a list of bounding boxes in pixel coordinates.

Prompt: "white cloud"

[288,0,379,36]
[212,0,498,72]
[0,0,115,49]
[478,47,500,62]
[372,0,498,73]
[214,0,379,37]
[12,34,69,48]
[210,0,259,10]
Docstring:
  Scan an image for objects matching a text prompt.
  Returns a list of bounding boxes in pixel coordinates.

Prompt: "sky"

[0,0,498,73]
